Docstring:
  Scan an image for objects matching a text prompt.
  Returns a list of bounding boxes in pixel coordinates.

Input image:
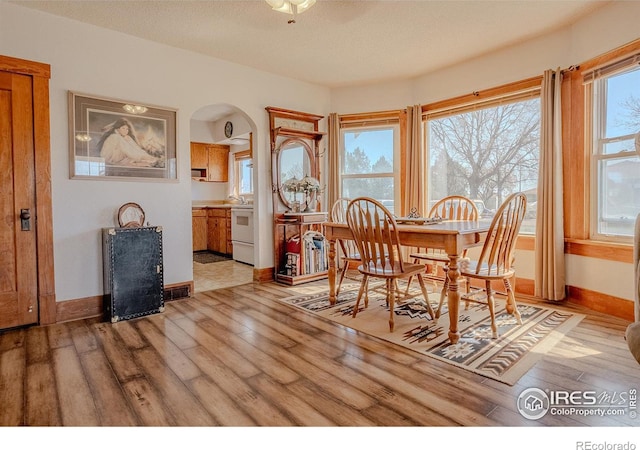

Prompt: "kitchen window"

[234,150,253,196]
[586,58,640,240]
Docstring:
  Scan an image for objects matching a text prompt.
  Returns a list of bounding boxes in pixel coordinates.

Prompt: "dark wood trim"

[421,76,543,114]
[0,55,50,78]
[56,281,193,323]
[567,285,634,322]
[56,295,103,323]
[253,267,274,283]
[516,235,535,251]
[565,239,633,264]
[0,55,56,325]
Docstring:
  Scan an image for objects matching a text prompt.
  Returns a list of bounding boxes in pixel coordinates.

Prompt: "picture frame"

[68,91,177,181]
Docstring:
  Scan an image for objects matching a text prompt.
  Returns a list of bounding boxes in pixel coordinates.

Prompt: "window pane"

[344,128,394,175]
[593,64,640,239]
[597,156,640,237]
[340,124,398,213]
[428,98,540,232]
[603,67,640,139]
[602,136,637,155]
[342,177,395,213]
[238,159,253,195]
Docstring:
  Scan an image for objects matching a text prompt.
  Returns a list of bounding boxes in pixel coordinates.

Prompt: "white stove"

[231,206,254,265]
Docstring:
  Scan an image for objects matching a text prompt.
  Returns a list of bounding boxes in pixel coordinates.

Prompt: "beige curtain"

[534,69,565,301]
[403,105,426,217]
[327,112,340,212]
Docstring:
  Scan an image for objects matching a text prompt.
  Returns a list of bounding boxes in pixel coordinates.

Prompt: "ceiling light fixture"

[265,0,316,24]
[123,104,148,114]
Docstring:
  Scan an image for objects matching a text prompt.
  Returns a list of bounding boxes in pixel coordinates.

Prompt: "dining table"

[323,219,491,344]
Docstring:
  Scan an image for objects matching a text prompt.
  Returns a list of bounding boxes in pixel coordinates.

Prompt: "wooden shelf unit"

[267,106,327,285]
[274,212,328,286]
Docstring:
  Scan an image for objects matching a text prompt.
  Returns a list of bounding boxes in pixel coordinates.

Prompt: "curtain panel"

[534,68,566,301]
[327,112,340,210]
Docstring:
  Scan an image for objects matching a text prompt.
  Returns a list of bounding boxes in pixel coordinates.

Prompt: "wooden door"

[0,71,39,329]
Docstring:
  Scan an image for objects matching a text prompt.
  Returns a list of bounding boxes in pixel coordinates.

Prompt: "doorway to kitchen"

[190,103,256,292]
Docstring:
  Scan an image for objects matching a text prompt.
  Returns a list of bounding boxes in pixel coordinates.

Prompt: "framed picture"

[69,91,177,181]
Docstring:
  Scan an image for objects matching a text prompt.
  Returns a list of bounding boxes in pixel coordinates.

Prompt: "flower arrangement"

[282,175,320,194]
[282,175,322,212]
[299,175,321,194]
[282,177,303,194]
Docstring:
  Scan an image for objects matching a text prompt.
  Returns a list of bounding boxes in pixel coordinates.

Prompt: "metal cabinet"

[102,226,164,322]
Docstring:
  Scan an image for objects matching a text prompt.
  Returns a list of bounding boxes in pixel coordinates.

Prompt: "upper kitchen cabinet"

[190,142,230,182]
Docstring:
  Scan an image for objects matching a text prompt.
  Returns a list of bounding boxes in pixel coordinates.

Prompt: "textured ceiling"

[10,0,610,88]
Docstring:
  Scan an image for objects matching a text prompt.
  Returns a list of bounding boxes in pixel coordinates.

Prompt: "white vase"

[305,191,317,212]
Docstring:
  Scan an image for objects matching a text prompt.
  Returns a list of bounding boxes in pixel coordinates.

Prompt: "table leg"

[447,254,461,344]
[328,238,336,305]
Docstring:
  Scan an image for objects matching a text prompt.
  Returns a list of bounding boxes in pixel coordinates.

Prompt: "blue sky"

[343,128,394,164]
[606,66,640,137]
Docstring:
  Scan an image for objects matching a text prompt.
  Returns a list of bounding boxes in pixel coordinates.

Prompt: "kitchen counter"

[192,201,253,210]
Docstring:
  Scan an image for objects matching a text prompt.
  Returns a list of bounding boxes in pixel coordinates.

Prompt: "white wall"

[329,1,640,303]
[1,2,330,302]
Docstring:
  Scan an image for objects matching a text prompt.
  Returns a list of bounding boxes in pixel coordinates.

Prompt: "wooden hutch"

[266,106,328,285]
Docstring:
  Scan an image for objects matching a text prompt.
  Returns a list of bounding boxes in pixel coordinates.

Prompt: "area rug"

[193,251,232,264]
[280,284,585,385]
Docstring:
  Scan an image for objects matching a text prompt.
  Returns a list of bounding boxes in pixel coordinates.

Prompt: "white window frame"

[233,150,253,197]
[587,60,640,242]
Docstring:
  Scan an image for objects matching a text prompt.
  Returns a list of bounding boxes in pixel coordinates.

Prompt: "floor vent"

[164,284,191,302]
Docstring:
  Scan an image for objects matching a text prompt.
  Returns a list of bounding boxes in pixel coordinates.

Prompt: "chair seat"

[460,260,516,280]
[358,261,426,279]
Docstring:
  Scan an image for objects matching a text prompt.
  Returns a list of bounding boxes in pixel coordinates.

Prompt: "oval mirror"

[276,138,315,210]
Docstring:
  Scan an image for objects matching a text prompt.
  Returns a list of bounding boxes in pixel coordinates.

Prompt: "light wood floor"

[192,257,253,293]
[0,278,639,427]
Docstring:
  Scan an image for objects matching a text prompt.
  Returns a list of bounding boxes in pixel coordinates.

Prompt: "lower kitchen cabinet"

[192,207,233,256]
[192,208,207,251]
[206,208,232,256]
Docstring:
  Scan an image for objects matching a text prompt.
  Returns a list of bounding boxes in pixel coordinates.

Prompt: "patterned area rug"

[280,284,585,385]
[193,251,232,264]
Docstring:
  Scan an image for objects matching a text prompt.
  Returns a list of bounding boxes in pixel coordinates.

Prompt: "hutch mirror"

[276,138,315,210]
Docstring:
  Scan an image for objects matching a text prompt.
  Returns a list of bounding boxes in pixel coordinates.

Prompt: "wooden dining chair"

[456,192,527,338]
[406,195,479,316]
[330,197,361,296]
[346,197,436,332]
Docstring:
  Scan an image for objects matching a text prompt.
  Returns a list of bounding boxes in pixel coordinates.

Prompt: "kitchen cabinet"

[190,142,230,182]
[206,208,232,255]
[192,208,207,251]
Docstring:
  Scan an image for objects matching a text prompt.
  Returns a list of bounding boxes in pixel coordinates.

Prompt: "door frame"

[0,55,56,325]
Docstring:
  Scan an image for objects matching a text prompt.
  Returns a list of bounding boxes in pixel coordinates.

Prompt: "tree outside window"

[341,126,398,213]
[427,97,540,233]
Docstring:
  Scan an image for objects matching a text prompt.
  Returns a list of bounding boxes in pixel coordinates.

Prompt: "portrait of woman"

[96,117,160,167]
